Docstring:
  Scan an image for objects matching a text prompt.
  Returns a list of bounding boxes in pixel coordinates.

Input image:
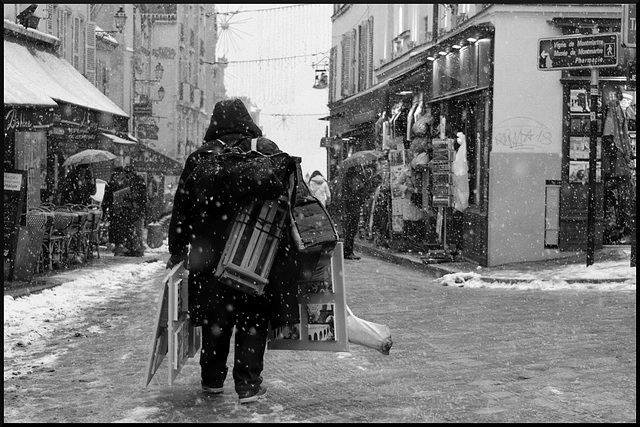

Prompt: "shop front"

[376,25,494,264]
[485,14,634,267]
[326,81,389,181]
[4,20,129,206]
[4,20,129,279]
[123,143,184,222]
[424,30,494,264]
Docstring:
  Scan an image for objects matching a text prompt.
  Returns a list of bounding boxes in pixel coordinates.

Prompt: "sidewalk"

[4,239,634,299]
[354,237,636,285]
[3,248,167,299]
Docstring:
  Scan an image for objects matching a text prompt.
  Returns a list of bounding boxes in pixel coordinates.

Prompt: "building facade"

[327,4,636,267]
[3,12,130,205]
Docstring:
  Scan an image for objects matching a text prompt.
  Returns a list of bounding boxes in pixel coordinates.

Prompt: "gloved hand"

[166,254,188,270]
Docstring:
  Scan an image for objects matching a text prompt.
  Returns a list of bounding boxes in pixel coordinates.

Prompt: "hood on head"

[310,174,326,184]
[203,99,262,142]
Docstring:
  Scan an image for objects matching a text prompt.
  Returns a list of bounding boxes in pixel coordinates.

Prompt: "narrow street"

[4,253,636,423]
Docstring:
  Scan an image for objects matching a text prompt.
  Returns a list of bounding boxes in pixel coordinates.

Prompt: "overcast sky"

[215,4,332,178]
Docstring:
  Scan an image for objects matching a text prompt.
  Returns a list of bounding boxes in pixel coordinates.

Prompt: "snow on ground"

[437,261,636,291]
[4,239,635,380]
[4,259,166,380]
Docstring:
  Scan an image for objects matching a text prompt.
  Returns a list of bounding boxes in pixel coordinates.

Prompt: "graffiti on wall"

[493,117,554,152]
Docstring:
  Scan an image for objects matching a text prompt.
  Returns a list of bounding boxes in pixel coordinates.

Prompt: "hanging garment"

[452,132,470,213]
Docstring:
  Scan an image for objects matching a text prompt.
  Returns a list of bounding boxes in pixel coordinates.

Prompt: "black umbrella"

[340,150,385,171]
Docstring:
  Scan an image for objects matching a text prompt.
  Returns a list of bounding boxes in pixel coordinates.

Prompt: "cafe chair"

[44,207,74,269]
[26,207,53,274]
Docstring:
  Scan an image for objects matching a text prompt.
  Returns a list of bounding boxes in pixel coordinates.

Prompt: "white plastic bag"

[346,305,393,355]
[452,132,469,212]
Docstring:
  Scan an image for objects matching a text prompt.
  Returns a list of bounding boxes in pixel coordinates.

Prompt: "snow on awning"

[4,54,59,107]
[3,39,128,118]
[101,132,136,145]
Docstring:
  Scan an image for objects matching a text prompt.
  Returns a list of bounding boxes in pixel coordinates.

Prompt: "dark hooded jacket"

[168,98,300,327]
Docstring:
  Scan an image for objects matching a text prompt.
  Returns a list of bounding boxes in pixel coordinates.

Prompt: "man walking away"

[167,98,299,404]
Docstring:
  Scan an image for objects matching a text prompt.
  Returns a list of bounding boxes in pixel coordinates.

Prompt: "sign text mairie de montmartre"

[538,33,618,71]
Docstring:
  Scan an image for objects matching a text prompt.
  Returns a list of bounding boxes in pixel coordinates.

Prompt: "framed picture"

[144,261,202,387]
[268,242,349,352]
[569,161,588,184]
[569,136,589,159]
[569,161,602,184]
[570,89,590,113]
[569,137,602,160]
[570,116,591,134]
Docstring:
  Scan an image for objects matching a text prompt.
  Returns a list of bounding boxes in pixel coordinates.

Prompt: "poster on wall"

[569,137,602,160]
[267,242,348,352]
[570,89,591,113]
[569,161,601,184]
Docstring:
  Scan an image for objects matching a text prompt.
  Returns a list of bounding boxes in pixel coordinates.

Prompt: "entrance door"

[14,131,47,209]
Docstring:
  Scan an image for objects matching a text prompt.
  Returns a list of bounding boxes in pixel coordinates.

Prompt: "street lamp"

[96,6,127,35]
[135,63,164,83]
[157,86,166,101]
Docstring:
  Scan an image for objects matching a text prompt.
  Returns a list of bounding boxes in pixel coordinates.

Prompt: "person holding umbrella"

[102,160,131,256]
[60,164,96,206]
[61,149,116,205]
[336,151,384,260]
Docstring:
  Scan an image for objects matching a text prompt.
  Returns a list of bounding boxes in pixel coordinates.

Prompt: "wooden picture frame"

[267,242,349,352]
[144,262,201,387]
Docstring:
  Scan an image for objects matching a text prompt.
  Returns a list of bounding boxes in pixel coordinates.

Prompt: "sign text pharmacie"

[538,33,619,71]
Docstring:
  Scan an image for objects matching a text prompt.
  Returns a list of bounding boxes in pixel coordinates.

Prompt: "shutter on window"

[85,21,96,85]
[47,4,53,33]
[368,16,374,88]
[341,35,349,96]
[60,11,66,57]
[350,28,357,95]
[329,46,337,104]
[358,23,365,92]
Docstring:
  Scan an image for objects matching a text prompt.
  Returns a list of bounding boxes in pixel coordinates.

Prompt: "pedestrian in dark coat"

[338,164,380,260]
[60,164,97,205]
[124,165,147,256]
[167,98,298,404]
[102,165,131,255]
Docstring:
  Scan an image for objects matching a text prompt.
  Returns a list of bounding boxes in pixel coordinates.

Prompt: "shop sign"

[61,127,96,143]
[134,102,152,116]
[622,4,636,48]
[538,34,618,70]
[4,108,55,130]
[56,104,99,129]
[136,122,159,140]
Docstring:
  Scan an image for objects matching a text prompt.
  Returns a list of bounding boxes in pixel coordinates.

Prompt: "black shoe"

[344,253,361,260]
[238,386,267,404]
[201,381,224,395]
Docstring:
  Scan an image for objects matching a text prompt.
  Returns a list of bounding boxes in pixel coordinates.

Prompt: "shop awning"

[4,39,128,118]
[101,132,136,145]
[4,57,59,107]
[329,81,390,129]
[389,65,429,96]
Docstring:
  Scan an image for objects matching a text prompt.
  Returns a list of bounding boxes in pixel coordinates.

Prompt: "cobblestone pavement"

[4,251,635,423]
